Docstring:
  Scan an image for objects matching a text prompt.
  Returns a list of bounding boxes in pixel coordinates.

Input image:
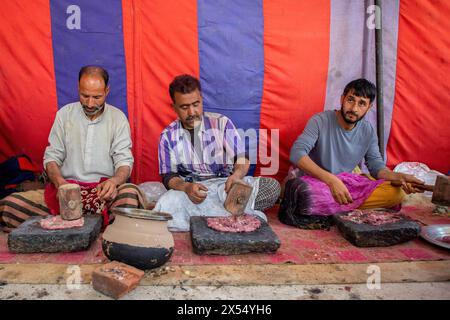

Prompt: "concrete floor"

[1,282,449,300]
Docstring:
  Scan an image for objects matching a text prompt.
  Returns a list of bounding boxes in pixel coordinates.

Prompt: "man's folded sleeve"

[111,119,134,171]
[161,172,181,190]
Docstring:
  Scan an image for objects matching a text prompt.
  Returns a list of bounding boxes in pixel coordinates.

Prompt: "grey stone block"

[8,215,102,253]
[333,212,421,247]
[190,216,281,255]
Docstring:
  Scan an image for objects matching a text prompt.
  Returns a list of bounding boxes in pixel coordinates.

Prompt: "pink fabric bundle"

[301,172,383,216]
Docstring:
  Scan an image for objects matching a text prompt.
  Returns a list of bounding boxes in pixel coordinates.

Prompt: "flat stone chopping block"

[8,215,102,253]
[190,216,280,255]
[333,212,421,247]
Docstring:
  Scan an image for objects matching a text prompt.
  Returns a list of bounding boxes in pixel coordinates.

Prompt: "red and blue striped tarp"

[1,0,449,183]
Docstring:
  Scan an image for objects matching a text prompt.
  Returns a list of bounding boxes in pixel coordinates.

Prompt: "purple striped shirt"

[158,112,245,179]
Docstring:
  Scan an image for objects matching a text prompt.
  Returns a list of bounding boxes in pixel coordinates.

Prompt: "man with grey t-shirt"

[289,78,423,209]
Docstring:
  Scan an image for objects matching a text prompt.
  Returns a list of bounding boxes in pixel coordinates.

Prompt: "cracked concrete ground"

[0,282,449,300]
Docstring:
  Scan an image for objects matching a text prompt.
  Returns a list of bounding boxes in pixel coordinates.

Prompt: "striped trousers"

[0,183,147,231]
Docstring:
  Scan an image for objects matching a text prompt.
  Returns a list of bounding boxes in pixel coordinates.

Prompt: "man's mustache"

[82,103,104,116]
[345,111,358,117]
[186,115,201,121]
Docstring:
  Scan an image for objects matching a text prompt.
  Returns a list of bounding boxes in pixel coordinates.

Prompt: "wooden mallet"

[58,183,83,220]
[391,175,450,206]
[224,181,253,218]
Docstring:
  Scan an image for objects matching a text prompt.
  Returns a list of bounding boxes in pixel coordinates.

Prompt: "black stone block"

[190,216,281,255]
[8,215,102,253]
[333,212,421,247]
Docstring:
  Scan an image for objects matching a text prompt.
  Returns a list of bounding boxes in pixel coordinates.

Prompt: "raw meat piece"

[207,214,261,233]
[340,209,403,226]
[40,215,85,230]
[441,235,450,243]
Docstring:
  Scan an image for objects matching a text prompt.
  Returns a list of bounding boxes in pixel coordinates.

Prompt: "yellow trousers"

[359,181,406,209]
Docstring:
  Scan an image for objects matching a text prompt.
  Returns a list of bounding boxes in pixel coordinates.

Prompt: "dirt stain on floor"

[33,289,49,299]
[307,287,322,295]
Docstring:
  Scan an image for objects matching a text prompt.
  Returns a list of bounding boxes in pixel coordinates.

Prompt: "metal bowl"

[420,224,450,250]
[111,207,173,221]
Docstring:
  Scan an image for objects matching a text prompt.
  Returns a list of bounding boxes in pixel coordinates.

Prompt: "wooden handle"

[390,180,434,192]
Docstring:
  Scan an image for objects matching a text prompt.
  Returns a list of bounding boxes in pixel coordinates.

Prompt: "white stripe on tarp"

[324,0,400,158]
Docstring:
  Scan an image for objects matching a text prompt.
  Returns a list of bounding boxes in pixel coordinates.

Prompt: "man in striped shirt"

[156,75,280,231]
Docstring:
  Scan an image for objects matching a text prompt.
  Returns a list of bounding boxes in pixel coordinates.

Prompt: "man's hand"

[55,178,69,200]
[184,182,208,204]
[46,161,68,191]
[377,168,425,194]
[55,178,69,189]
[326,175,353,205]
[297,156,353,205]
[394,173,425,194]
[97,178,119,202]
[224,174,242,193]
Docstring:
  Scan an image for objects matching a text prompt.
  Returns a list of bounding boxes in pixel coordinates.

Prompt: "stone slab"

[190,216,281,255]
[8,215,102,253]
[333,212,421,247]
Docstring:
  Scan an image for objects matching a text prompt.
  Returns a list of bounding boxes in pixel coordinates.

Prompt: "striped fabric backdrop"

[0,0,449,183]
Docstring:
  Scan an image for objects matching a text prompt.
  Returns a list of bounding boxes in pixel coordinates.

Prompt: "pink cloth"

[301,172,384,216]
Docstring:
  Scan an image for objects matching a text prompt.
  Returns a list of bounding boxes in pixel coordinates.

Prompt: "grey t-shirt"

[289,110,385,178]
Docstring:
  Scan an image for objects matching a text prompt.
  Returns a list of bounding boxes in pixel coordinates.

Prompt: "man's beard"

[340,106,366,124]
[82,103,105,116]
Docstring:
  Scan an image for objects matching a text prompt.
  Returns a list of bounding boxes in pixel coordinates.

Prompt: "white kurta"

[43,102,133,182]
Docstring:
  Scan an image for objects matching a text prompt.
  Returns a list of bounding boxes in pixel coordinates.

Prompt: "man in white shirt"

[0,66,146,230]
